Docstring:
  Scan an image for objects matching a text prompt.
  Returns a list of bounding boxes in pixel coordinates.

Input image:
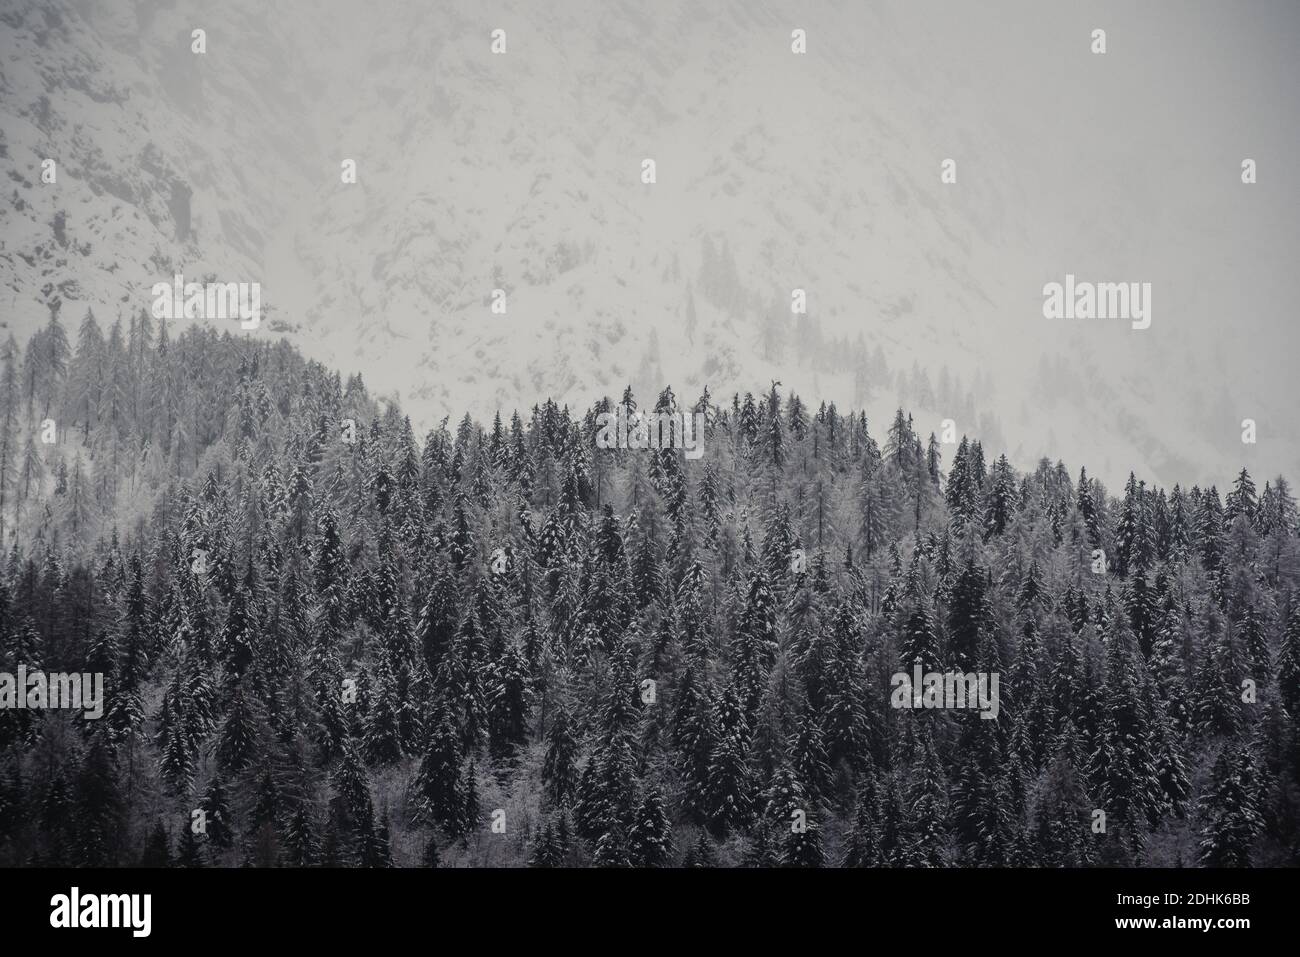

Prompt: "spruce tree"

[414,703,466,836]
[705,685,753,834]
[627,786,672,866]
[1198,745,1263,866]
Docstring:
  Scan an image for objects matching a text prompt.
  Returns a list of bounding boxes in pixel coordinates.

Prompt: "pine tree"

[860,465,900,557]
[1032,722,1094,866]
[841,779,884,867]
[487,639,533,757]
[1089,633,1162,839]
[907,731,951,866]
[1279,603,1300,716]
[947,556,988,670]
[363,654,405,765]
[527,820,565,867]
[461,760,482,836]
[283,803,319,867]
[1238,604,1270,681]
[705,685,753,834]
[413,703,466,836]
[1195,487,1226,572]
[782,803,825,867]
[138,818,171,867]
[627,786,672,866]
[821,605,873,769]
[1224,468,1258,526]
[175,823,205,868]
[542,701,580,806]
[900,601,942,675]
[202,776,234,850]
[1198,744,1263,866]
[1190,609,1244,738]
[1148,701,1191,818]
[219,584,257,678]
[72,737,125,866]
[1115,472,1142,576]
[983,454,1016,540]
[671,667,716,823]
[681,830,718,868]
[158,661,197,792]
[731,570,778,719]
[217,680,259,773]
[331,741,381,864]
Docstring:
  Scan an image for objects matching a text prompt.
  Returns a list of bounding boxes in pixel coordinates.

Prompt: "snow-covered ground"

[3,0,1297,490]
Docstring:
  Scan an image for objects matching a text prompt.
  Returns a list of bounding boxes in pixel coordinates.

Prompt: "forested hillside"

[0,309,1297,867]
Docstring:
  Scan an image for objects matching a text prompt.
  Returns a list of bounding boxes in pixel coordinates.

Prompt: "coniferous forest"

[1,309,1298,869]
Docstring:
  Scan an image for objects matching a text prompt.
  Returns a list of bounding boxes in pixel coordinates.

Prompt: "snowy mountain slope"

[2,0,1297,490]
[0,0,326,332]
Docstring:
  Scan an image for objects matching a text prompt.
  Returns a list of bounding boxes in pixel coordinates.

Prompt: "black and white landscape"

[0,0,1298,872]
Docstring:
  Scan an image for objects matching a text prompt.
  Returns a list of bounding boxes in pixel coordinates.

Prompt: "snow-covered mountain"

[3,0,1297,490]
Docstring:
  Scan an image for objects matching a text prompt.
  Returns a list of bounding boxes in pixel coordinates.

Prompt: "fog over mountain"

[3,0,1298,489]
